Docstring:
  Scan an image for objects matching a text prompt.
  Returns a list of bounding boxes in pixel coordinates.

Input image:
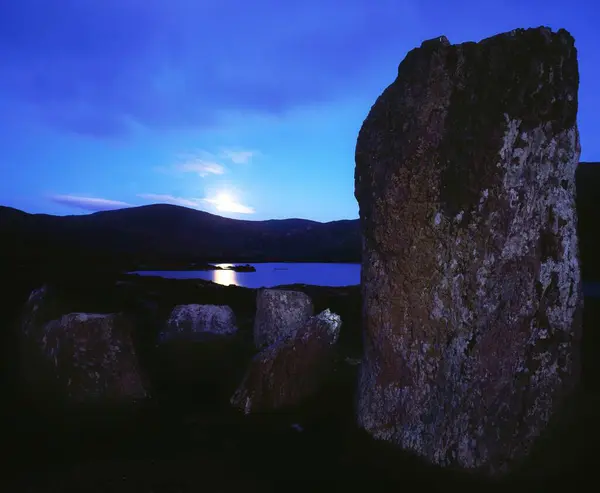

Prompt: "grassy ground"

[1,274,598,491]
[3,366,598,492]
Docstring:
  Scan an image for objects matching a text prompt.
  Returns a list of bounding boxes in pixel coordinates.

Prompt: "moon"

[213,192,235,210]
[205,190,255,214]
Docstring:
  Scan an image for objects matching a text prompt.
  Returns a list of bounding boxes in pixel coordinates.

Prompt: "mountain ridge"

[0,203,362,271]
[4,203,356,225]
[3,159,598,279]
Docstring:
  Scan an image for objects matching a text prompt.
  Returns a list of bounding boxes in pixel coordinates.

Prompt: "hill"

[0,204,361,272]
[2,160,597,279]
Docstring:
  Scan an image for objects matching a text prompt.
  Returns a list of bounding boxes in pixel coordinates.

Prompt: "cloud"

[221,150,255,164]
[0,0,421,138]
[176,160,225,177]
[154,152,227,177]
[50,194,133,212]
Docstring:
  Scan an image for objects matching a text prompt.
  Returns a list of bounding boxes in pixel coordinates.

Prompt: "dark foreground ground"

[0,267,598,492]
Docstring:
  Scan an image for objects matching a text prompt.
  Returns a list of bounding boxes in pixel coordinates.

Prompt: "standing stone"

[40,312,148,403]
[253,289,313,348]
[231,309,342,413]
[354,27,582,476]
[154,304,244,407]
[159,304,238,343]
[19,286,148,405]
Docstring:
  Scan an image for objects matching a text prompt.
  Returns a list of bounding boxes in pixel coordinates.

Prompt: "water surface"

[132,262,600,297]
[132,262,361,288]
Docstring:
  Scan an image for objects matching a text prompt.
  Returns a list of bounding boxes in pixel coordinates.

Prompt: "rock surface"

[253,289,314,348]
[159,304,238,343]
[354,27,582,475]
[19,286,148,405]
[231,309,342,413]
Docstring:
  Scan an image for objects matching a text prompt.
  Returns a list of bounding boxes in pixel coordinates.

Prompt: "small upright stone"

[159,304,238,343]
[231,309,342,413]
[41,313,148,403]
[19,286,148,405]
[354,27,582,475]
[253,289,313,348]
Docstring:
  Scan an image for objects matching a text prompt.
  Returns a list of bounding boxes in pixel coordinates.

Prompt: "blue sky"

[1,0,598,221]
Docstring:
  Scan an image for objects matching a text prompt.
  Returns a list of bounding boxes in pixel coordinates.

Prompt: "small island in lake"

[226,264,256,272]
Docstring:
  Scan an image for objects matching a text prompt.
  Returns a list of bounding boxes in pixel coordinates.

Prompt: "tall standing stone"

[354,27,582,475]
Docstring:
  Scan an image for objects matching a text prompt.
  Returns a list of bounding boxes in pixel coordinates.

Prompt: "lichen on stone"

[231,309,342,413]
[354,27,582,476]
[253,288,314,349]
[39,312,147,403]
[160,303,238,342]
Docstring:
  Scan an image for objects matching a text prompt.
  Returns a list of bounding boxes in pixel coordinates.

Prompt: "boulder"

[253,289,313,349]
[231,309,342,413]
[354,27,582,475]
[159,304,238,343]
[153,304,246,410]
[19,286,148,406]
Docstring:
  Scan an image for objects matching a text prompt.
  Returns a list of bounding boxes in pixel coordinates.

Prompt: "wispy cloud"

[50,194,133,212]
[161,148,257,177]
[157,151,227,177]
[221,149,255,164]
[176,160,225,176]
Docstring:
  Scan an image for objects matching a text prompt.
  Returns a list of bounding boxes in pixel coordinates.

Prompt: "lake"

[131,262,600,297]
[131,262,361,288]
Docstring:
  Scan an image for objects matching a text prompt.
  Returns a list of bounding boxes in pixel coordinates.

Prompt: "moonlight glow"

[204,191,255,214]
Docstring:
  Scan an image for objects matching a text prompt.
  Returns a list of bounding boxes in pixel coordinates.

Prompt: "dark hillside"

[0,204,361,270]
